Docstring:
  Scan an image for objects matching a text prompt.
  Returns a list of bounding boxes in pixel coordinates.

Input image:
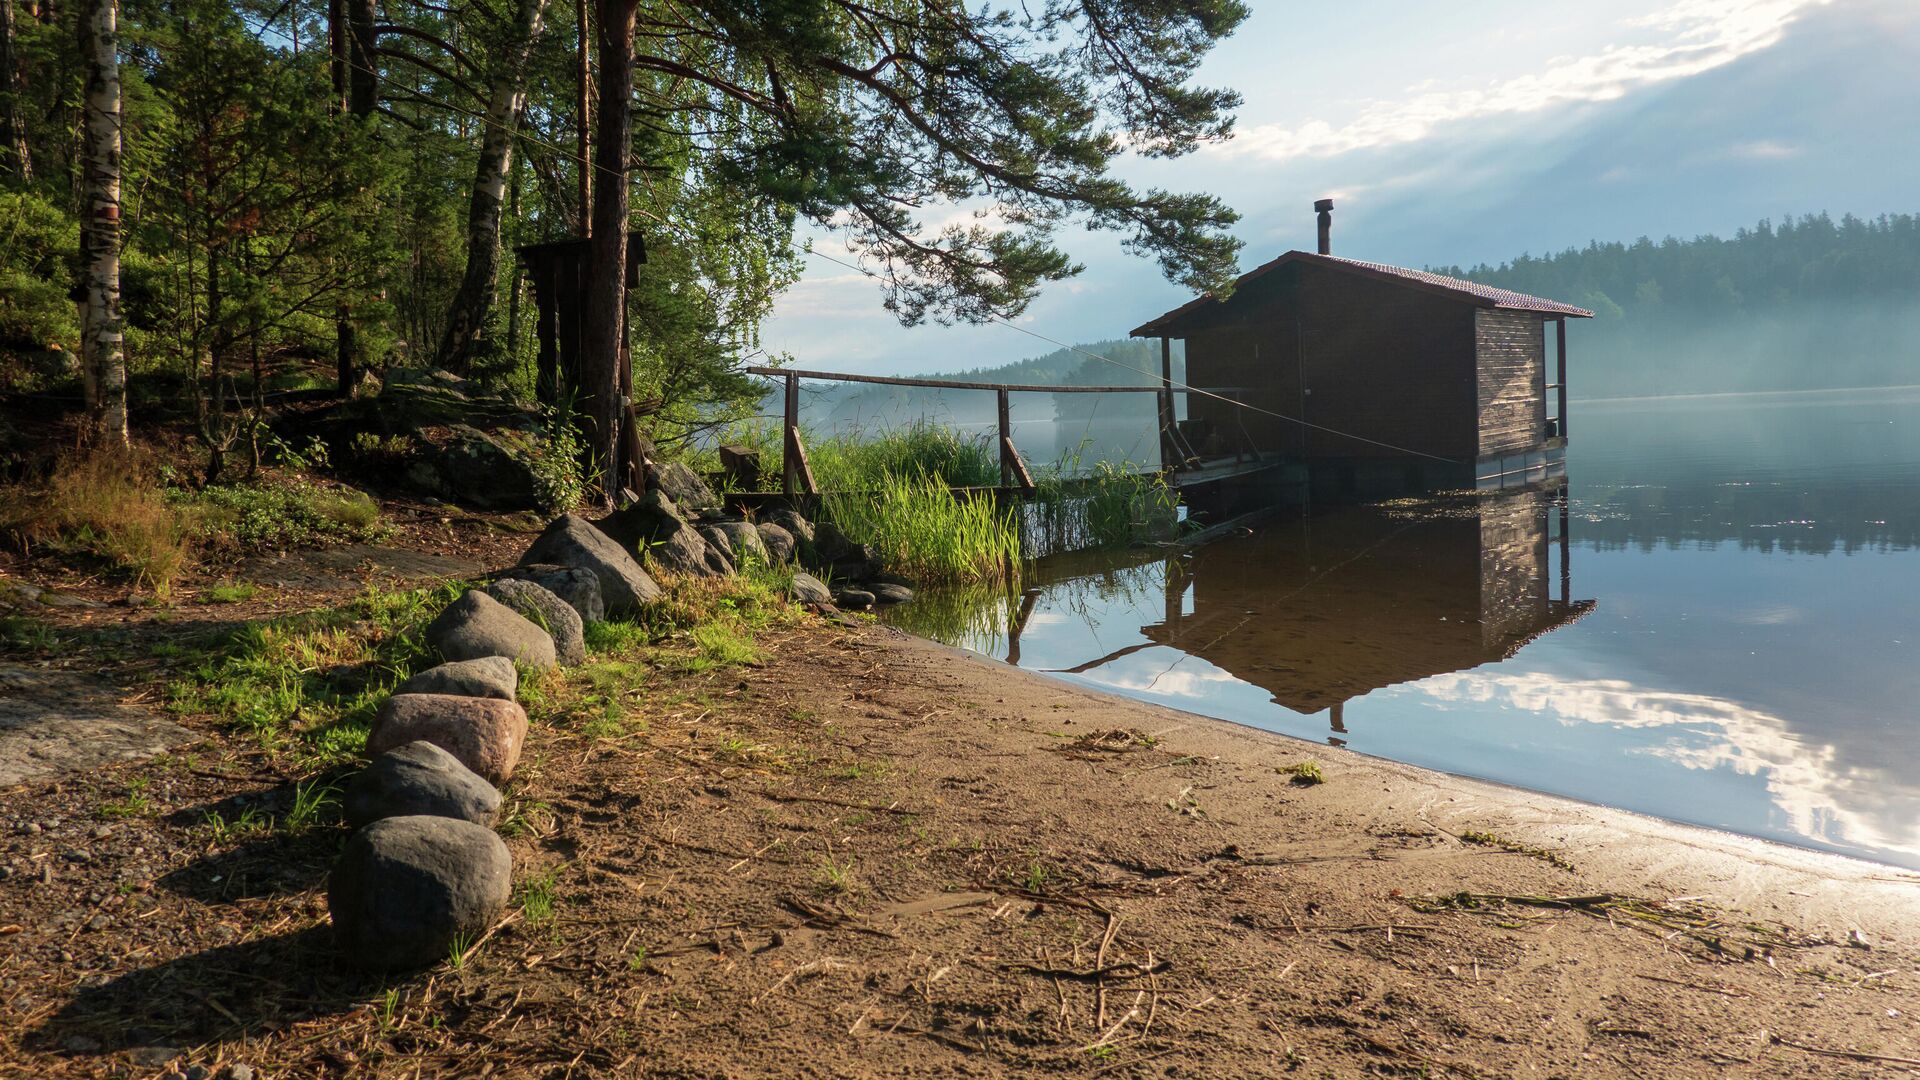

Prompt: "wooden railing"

[745,365,1171,498]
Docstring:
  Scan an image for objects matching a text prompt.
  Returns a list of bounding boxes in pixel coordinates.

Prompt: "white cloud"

[1222,0,1832,162]
[1416,671,1920,861]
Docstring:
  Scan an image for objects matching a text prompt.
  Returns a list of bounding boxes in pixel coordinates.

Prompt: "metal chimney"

[1315,198,1334,255]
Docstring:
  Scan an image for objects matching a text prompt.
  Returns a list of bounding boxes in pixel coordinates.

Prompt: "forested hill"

[1440,213,1920,398]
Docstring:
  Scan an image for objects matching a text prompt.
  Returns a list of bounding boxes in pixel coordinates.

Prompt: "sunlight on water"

[887,387,1920,869]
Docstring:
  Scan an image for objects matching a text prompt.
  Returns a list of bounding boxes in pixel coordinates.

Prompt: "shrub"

[519,406,594,513]
[183,480,386,551]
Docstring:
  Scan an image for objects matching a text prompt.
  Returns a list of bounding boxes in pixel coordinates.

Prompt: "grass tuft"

[0,445,195,596]
[823,472,1021,586]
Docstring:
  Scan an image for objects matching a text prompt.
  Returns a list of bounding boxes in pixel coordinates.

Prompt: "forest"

[1451,212,1920,396]
[0,0,1248,492]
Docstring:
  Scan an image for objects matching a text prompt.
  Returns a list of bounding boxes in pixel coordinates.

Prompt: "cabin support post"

[781,373,815,497]
[1158,335,1176,470]
[1555,317,1568,440]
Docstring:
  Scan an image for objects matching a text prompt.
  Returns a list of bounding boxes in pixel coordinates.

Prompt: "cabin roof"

[1130,250,1594,337]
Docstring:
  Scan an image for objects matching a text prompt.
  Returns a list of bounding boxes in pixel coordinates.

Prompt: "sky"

[758,0,1920,376]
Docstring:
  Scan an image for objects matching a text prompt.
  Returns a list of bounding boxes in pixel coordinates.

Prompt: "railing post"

[783,373,799,496]
[997,388,1012,490]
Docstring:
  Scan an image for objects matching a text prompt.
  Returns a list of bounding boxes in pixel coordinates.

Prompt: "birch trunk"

[78,0,125,446]
[579,0,635,501]
[0,0,30,178]
[433,0,549,372]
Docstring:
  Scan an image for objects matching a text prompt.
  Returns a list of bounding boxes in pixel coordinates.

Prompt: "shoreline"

[895,629,1920,943]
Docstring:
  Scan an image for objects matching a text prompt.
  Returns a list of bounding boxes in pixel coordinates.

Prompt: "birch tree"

[78,0,125,445]
[0,0,29,179]
[433,0,549,371]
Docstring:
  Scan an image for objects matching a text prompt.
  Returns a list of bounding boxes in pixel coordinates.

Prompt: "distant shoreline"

[1583,383,1920,405]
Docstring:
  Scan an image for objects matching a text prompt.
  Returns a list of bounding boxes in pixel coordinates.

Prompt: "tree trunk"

[0,0,31,179]
[332,0,372,394]
[78,0,125,446]
[433,0,549,372]
[346,0,375,118]
[579,0,633,502]
[575,0,589,233]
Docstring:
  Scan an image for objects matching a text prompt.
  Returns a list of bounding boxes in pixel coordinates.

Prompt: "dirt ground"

[4,574,1920,1078]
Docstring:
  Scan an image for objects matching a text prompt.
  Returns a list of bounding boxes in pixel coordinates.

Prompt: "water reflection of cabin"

[1065,488,1593,738]
[1132,204,1593,501]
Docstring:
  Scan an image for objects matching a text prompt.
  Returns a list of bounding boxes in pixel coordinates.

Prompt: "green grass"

[0,615,58,654]
[167,583,457,767]
[823,472,1021,586]
[1029,452,1179,553]
[198,580,261,604]
[181,479,387,553]
[1281,761,1325,786]
[518,867,560,926]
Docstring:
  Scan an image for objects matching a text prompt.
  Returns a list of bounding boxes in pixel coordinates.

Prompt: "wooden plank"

[743,364,1162,394]
[782,373,800,496]
[1556,317,1568,440]
[788,425,817,496]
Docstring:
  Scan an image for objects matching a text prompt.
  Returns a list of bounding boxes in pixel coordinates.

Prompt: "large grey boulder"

[369,693,529,785]
[493,563,604,624]
[789,572,833,607]
[344,741,501,828]
[768,509,815,548]
[518,515,661,615]
[396,656,518,701]
[427,590,557,671]
[327,815,512,971]
[602,490,729,577]
[645,460,718,512]
[755,522,796,564]
[482,579,585,665]
[438,425,539,511]
[712,521,769,567]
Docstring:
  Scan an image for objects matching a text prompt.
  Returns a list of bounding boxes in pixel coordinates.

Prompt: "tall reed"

[822,472,1021,586]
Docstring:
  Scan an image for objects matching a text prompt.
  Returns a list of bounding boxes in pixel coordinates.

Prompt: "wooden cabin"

[1133,202,1592,497]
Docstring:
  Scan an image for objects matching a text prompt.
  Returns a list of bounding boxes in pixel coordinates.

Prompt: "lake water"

[886,387,1920,870]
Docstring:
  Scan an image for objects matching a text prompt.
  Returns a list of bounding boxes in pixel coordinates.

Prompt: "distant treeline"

[1442,213,1920,396]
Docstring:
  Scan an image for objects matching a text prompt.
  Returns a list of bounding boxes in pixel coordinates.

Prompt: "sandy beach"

[7,609,1920,1077]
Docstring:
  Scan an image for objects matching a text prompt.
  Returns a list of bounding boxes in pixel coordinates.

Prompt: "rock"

[426,590,557,671]
[326,815,512,971]
[226,1066,256,1080]
[645,460,718,512]
[519,514,661,615]
[769,509,815,547]
[870,582,915,605]
[789,572,833,606]
[482,579,585,665]
[437,425,539,511]
[812,522,881,579]
[755,522,796,563]
[368,694,529,785]
[396,656,518,701]
[833,588,876,611]
[344,741,501,828]
[602,491,729,577]
[493,563,604,623]
[713,521,769,566]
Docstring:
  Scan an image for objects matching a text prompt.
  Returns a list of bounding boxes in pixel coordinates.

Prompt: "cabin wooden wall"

[1474,310,1547,458]
[1178,264,1480,462]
